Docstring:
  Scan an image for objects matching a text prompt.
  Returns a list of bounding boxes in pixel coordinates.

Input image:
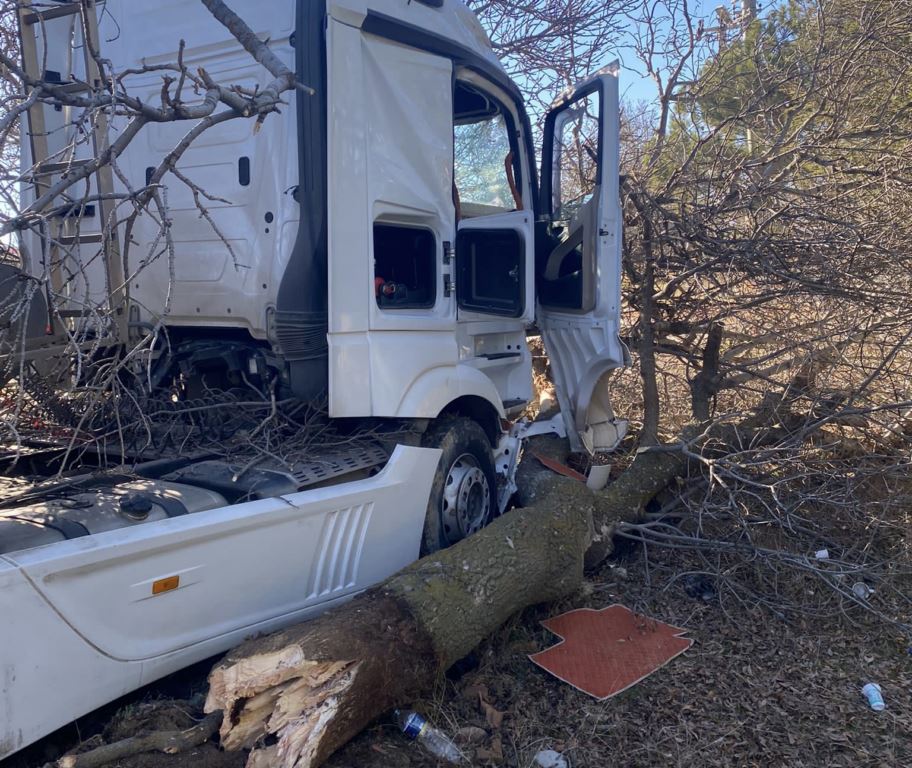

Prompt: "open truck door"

[537,63,628,454]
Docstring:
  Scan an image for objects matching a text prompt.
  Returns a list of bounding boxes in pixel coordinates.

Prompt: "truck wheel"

[421,417,496,554]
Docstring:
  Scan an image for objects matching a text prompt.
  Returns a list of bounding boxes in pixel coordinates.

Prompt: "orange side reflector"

[152,575,180,595]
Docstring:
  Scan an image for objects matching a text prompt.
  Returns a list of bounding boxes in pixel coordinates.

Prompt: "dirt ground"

[9,539,912,768]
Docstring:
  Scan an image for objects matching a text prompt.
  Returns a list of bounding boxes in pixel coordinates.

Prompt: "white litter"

[534,749,569,768]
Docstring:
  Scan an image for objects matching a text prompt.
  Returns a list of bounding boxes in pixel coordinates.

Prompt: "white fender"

[394,363,506,420]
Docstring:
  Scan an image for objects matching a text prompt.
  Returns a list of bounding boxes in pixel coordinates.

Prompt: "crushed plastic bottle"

[535,748,570,768]
[395,709,465,764]
[852,582,874,600]
[862,683,885,711]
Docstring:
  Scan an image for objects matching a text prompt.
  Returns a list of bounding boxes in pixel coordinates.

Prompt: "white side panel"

[326,20,370,338]
[393,359,507,419]
[370,331,458,415]
[328,21,462,418]
[1,446,438,758]
[5,446,437,662]
[0,567,348,761]
[361,37,454,245]
[102,1,295,63]
[123,63,295,335]
[0,559,142,758]
[80,0,296,336]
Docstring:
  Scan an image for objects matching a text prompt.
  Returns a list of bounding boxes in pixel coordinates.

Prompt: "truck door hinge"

[443,240,454,265]
[444,273,454,297]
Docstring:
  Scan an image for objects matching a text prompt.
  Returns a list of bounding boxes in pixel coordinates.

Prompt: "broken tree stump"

[206,434,687,768]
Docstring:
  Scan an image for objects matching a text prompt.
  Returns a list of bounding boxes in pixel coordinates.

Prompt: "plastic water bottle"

[395,709,465,764]
[862,683,885,711]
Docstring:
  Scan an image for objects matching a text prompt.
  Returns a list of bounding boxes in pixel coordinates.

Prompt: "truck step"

[59,233,104,246]
[48,80,94,95]
[23,3,82,25]
[35,159,92,176]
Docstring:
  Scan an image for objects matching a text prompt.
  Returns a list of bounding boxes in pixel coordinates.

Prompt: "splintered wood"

[205,591,441,768]
[207,650,358,765]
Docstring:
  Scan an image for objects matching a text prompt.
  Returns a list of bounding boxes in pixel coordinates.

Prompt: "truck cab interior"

[537,86,602,312]
[373,223,437,309]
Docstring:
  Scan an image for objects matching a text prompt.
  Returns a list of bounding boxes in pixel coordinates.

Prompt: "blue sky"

[489,1,763,109]
[474,0,743,131]
[614,0,722,105]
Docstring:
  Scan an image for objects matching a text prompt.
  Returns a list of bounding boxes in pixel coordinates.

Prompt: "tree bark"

[627,191,661,446]
[205,436,686,768]
[44,712,221,768]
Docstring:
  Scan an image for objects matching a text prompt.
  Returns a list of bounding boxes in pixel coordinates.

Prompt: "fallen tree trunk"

[206,435,686,768]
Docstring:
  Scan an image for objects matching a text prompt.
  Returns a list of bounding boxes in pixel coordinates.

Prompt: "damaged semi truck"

[0,0,627,756]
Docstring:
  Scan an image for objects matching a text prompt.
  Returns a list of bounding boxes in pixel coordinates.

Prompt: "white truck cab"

[16,0,626,453]
[2,0,626,756]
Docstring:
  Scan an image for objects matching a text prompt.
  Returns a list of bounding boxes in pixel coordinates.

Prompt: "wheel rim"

[441,452,491,545]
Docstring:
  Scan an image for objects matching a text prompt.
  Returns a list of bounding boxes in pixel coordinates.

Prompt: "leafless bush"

[601,0,912,627]
[467,0,634,119]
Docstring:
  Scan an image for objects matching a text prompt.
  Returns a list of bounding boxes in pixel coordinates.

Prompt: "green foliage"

[641,0,912,206]
[699,1,807,132]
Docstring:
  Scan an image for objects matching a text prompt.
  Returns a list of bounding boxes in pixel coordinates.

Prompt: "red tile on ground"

[529,604,693,699]
[531,451,588,482]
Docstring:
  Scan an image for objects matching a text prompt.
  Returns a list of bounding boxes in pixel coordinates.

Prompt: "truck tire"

[421,417,496,554]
